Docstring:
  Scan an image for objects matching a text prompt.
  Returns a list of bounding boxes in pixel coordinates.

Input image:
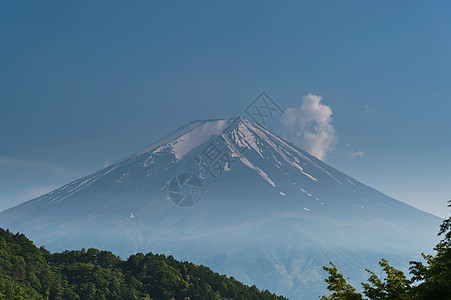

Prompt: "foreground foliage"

[322,201,451,299]
[0,229,286,300]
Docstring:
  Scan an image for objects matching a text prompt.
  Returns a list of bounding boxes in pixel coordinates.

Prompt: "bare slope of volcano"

[0,116,440,299]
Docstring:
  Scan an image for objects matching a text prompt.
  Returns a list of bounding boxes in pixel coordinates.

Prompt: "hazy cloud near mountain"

[0,156,66,172]
[280,94,337,160]
[351,150,364,158]
[344,144,364,159]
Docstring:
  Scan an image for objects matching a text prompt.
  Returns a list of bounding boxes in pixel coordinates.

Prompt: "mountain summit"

[0,116,440,299]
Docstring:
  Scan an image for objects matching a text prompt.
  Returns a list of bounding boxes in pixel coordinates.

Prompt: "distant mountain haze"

[0,116,441,299]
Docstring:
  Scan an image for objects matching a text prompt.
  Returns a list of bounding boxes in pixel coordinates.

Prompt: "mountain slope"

[0,116,441,299]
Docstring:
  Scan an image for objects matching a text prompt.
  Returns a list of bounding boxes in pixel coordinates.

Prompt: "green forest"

[0,228,286,300]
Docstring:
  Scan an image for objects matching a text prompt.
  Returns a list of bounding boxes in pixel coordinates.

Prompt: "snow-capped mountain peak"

[0,116,441,300]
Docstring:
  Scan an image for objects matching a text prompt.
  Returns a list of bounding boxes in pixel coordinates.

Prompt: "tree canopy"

[322,200,451,299]
[0,228,286,300]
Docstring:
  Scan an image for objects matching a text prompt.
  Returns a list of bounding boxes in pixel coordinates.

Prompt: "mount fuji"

[0,116,440,299]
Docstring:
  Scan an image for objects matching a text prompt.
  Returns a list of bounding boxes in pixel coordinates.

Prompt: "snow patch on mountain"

[135,119,232,159]
[239,156,276,187]
[170,120,230,159]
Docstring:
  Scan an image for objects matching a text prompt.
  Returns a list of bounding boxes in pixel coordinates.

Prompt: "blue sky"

[1,1,450,218]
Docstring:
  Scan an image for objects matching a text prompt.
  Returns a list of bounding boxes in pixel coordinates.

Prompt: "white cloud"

[0,155,93,175]
[351,150,364,158]
[280,94,337,160]
[0,156,66,173]
[343,144,364,159]
[364,104,373,112]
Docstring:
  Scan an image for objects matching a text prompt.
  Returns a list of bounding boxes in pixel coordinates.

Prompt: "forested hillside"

[0,228,286,300]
